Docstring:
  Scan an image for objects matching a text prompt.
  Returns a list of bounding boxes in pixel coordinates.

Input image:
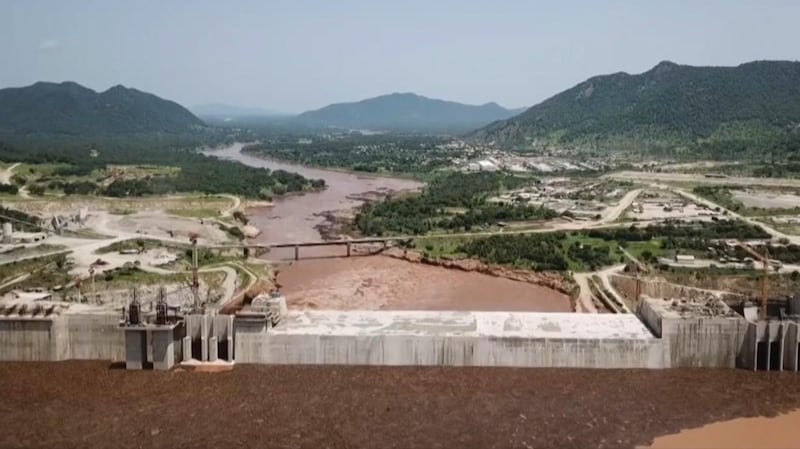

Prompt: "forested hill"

[0,81,205,135]
[297,92,519,131]
[473,60,800,157]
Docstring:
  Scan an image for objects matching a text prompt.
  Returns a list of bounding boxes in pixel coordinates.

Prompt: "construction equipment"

[188,232,201,310]
[735,241,770,320]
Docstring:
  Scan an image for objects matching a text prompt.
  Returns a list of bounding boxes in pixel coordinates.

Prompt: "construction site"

[2,183,800,373]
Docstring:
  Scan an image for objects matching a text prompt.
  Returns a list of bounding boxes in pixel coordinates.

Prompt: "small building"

[476,160,499,172]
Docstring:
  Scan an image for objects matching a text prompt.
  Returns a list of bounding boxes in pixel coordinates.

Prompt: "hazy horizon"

[2,0,799,113]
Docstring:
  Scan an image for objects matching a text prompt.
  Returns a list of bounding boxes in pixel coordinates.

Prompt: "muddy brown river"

[207,143,571,312]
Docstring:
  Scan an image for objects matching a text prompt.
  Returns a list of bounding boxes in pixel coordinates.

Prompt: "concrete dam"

[2,289,798,372]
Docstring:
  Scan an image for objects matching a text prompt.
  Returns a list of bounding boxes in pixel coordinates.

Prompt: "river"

[206,142,422,245]
[206,143,571,312]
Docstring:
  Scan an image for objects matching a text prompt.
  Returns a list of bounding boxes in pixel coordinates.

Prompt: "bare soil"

[1,362,800,449]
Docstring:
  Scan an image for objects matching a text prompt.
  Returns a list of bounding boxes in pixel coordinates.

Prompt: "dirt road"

[673,187,800,245]
[0,162,20,184]
[572,272,598,313]
[609,171,800,188]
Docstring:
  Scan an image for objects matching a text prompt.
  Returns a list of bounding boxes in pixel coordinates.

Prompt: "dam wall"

[235,311,664,368]
[0,313,126,362]
[1,297,788,371]
[638,297,751,368]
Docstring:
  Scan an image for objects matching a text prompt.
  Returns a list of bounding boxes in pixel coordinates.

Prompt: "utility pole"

[189,232,200,311]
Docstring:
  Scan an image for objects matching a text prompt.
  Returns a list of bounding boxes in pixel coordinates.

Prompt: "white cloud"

[39,39,59,50]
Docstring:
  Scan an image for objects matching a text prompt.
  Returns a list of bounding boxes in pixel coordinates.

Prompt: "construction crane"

[735,240,771,320]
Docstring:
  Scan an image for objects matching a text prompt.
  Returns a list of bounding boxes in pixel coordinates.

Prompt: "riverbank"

[239,144,429,182]
[206,143,422,245]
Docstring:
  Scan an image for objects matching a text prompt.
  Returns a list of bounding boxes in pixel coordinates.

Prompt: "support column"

[346,242,351,257]
[124,329,147,370]
[152,329,175,371]
[182,336,192,362]
[226,323,234,362]
[201,316,209,361]
[294,245,299,261]
[209,336,218,362]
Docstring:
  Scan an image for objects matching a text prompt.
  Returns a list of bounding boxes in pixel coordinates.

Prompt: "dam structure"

[0,290,796,371]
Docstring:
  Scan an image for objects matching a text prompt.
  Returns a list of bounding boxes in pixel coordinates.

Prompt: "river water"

[206,143,571,312]
[206,142,422,245]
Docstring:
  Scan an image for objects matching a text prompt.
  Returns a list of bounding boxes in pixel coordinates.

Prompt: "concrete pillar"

[124,330,147,370]
[227,338,234,362]
[201,315,209,361]
[346,242,351,257]
[209,336,218,362]
[152,329,175,371]
[2,222,12,244]
[784,322,799,372]
[182,336,192,362]
[294,245,299,261]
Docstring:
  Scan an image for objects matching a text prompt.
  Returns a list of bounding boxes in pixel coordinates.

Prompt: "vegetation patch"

[356,172,556,235]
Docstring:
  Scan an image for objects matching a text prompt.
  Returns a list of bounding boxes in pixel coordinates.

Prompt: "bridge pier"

[347,242,351,257]
[294,245,299,261]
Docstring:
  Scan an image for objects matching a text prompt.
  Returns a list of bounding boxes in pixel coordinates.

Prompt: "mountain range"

[473,60,800,152]
[0,81,205,136]
[190,103,288,119]
[296,92,522,131]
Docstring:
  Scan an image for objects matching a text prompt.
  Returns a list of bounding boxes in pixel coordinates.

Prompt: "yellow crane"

[735,241,770,320]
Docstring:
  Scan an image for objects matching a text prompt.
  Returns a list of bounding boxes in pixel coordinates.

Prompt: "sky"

[1,0,799,113]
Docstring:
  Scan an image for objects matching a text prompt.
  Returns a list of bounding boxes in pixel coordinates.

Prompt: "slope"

[474,60,800,156]
[297,92,519,131]
[0,81,205,135]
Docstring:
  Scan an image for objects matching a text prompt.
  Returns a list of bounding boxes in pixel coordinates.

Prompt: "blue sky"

[1,0,798,112]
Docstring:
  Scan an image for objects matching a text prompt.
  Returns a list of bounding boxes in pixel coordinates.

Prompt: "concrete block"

[784,322,799,372]
[182,336,192,362]
[124,330,147,370]
[152,329,174,371]
[209,336,218,362]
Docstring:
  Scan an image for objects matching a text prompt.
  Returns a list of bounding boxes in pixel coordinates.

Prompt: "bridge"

[206,236,413,260]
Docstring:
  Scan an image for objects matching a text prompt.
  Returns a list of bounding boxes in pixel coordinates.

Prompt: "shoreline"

[239,146,428,183]
[381,247,578,305]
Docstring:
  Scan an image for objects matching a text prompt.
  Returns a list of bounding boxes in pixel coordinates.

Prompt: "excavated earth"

[1,362,800,449]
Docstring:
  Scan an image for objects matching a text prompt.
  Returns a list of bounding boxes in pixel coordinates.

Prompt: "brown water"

[276,256,572,311]
[208,143,570,311]
[206,143,422,248]
[645,409,800,449]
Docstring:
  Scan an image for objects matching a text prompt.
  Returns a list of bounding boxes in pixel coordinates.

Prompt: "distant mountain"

[0,81,205,135]
[473,60,800,153]
[190,103,288,119]
[297,93,520,131]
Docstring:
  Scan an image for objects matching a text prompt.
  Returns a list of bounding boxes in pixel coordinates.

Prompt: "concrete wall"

[612,275,741,306]
[0,319,58,361]
[638,300,749,368]
[1,313,133,362]
[235,325,664,369]
[63,314,125,361]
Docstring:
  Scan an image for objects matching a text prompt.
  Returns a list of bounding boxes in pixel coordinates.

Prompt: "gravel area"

[2,362,800,449]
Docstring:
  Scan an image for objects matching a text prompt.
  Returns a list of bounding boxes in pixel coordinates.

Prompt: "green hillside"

[473,61,800,159]
[0,81,205,135]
